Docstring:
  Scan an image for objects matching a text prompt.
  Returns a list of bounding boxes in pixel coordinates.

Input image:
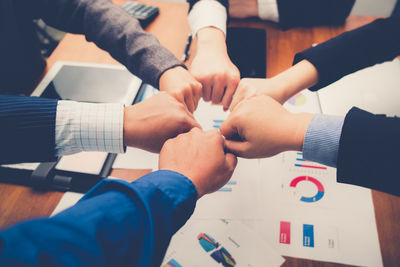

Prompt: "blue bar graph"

[213,119,224,129]
[303,224,314,247]
[218,187,232,192]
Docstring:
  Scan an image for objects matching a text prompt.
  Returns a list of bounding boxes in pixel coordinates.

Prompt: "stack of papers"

[54,84,384,266]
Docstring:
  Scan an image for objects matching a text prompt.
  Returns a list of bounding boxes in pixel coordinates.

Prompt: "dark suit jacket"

[188,0,355,29]
[0,95,58,164]
[0,0,183,94]
[294,14,400,196]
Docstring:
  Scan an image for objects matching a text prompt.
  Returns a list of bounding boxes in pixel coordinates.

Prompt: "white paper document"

[51,191,84,216]
[113,147,158,170]
[162,219,285,267]
[55,151,108,175]
[255,153,382,266]
[318,58,400,117]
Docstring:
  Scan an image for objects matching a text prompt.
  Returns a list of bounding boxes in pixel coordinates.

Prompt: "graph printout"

[162,219,284,267]
[250,90,382,266]
[103,88,381,266]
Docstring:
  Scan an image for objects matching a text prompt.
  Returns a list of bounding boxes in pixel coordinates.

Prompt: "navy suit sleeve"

[0,95,58,164]
[0,170,198,266]
[337,107,400,196]
[294,15,400,91]
[277,0,355,30]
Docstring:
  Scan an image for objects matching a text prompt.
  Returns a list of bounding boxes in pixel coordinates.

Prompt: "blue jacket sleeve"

[0,95,58,164]
[0,170,198,266]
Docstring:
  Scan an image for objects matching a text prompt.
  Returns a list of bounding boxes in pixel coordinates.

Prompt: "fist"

[221,95,312,158]
[123,92,200,153]
[159,66,202,113]
[159,128,237,197]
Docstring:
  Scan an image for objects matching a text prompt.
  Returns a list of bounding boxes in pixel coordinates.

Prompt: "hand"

[228,0,258,18]
[123,92,201,153]
[159,128,237,198]
[230,78,288,111]
[229,60,319,110]
[220,95,313,158]
[189,27,240,110]
[159,66,203,113]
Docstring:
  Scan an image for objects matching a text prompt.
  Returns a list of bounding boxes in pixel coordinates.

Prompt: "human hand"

[190,27,240,110]
[229,78,288,111]
[228,0,258,18]
[230,60,320,110]
[221,95,313,158]
[123,92,201,153]
[159,128,237,198]
[159,66,203,113]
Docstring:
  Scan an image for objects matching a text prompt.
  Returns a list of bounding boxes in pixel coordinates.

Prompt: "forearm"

[294,16,400,91]
[195,27,227,53]
[30,0,183,87]
[0,170,197,266]
[268,60,319,103]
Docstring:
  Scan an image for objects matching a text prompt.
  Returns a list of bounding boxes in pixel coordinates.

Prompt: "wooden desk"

[0,1,399,266]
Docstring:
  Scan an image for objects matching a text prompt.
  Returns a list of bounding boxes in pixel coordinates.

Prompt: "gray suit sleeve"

[20,0,184,87]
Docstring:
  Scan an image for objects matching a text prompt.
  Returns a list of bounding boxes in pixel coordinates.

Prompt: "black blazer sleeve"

[294,15,400,91]
[0,95,58,164]
[337,107,400,196]
[277,0,355,29]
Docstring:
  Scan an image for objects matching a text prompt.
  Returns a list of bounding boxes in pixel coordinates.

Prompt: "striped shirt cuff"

[302,114,345,168]
[188,0,227,37]
[257,0,279,22]
[55,101,125,156]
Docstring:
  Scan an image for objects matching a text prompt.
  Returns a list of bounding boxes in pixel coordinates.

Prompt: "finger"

[211,78,225,104]
[224,153,238,173]
[229,91,244,112]
[224,139,251,158]
[202,82,212,102]
[219,117,237,139]
[193,83,202,110]
[186,114,202,130]
[184,90,195,113]
[221,79,239,111]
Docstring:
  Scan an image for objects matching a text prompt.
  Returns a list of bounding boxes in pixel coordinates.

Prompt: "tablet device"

[226,27,267,78]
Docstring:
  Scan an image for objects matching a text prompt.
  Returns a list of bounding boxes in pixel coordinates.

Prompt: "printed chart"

[163,220,284,267]
[288,93,307,106]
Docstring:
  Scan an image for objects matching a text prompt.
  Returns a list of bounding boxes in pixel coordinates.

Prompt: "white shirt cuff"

[188,0,227,37]
[257,0,279,22]
[55,101,125,156]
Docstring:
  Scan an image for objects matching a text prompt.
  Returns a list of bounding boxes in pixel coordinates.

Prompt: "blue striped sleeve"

[0,95,58,164]
[302,114,345,168]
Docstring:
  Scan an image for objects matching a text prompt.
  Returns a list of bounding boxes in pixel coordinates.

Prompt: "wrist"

[196,27,227,51]
[273,60,319,102]
[159,66,186,91]
[290,112,313,151]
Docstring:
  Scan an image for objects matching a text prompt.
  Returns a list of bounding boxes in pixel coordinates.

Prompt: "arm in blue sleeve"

[302,114,345,167]
[0,170,197,266]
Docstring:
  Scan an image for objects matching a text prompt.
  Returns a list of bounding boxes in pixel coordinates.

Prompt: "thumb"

[224,139,251,158]
[224,153,238,173]
[220,118,237,139]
